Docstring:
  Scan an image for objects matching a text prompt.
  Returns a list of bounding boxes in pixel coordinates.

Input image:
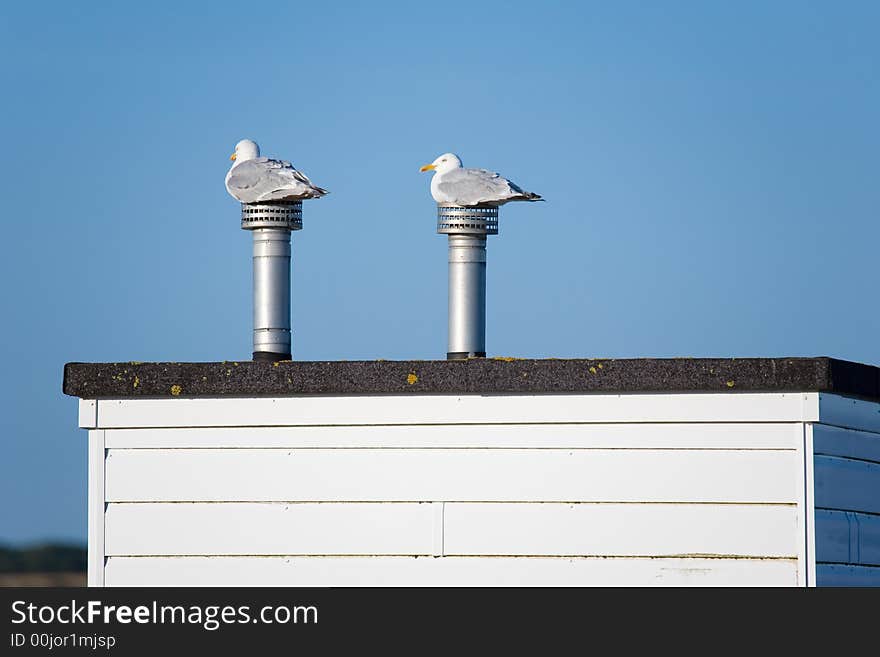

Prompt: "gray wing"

[436,168,541,206]
[226,158,328,203]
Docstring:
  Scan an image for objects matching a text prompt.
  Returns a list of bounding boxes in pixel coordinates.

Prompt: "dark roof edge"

[823,358,880,399]
[62,357,880,402]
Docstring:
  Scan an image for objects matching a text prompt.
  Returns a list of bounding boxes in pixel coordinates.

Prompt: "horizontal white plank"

[818,394,880,434]
[812,424,880,464]
[105,448,799,503]
[444,503,797,557]
[815,564,880,587]
[814,455,880,515]
[815,509,880,567]
[104,423,802,450]
[104,502,797,558]
[105,503,434,556]
[104,556,798,587]
[95,392,817,429]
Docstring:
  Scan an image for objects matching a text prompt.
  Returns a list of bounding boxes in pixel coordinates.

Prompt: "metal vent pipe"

[437,204,499,360]
[241,202,303,361]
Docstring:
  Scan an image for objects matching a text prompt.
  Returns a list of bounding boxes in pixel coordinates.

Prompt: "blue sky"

[1,1,877,544]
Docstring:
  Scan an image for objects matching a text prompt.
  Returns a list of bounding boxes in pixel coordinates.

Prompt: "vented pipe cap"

[241,201,303,231]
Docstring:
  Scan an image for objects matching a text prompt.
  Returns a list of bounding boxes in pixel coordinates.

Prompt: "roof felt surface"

[62,357,880,401]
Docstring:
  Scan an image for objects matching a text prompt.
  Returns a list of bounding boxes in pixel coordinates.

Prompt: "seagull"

[225,139,328,203]
[419,153,543,206]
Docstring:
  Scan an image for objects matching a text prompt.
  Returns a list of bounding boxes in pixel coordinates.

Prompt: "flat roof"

[62,357,880,401]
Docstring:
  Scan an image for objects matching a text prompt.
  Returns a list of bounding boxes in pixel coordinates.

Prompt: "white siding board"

[814,455,880,515]
[812,424,880,464]
[817,394,880,434]
[95,392,816,429]
[105,448,799,503]
[105,503,434,556]
[103,423,802,450]
[103,502,796,559]
[87,430,105,587]
[816,564,880,587]
[104,556,798,587]
[443,503,797,557]
[796,423,812,587]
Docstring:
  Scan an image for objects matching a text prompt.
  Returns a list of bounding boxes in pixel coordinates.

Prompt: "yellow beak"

[420,163,435,172]
[229,153,237,161]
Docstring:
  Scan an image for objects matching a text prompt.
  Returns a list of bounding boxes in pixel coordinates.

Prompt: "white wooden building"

[64,357,880,587]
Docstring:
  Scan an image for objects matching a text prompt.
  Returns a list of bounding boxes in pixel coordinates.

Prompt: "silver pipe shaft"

[252,228,291,360]
[447,234,487,359]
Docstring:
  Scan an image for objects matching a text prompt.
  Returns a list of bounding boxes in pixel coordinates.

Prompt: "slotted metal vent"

[241,202,303,231]
[437,204,499,235]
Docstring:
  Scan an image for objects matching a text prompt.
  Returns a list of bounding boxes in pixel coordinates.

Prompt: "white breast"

[430,172,447,204]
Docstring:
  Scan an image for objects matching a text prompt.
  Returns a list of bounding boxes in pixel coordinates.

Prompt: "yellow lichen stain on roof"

[589,367,597,374]
[407,373,418,385]
[273,362,280,367]
[726,381,735,388]
[133,376,139,389]
[170,384,182,396]
[493,356,518,362]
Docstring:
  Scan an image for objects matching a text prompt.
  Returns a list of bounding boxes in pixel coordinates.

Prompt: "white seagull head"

[229,139,260,165]
[420,152,462,175]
